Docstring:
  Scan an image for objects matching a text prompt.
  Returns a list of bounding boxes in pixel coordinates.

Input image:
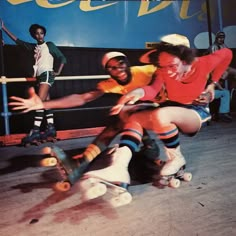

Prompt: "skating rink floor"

[0,117,236,236]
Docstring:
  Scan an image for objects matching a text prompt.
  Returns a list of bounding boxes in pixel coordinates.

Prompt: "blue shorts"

[160,101,211,125]
[186,104,211,124]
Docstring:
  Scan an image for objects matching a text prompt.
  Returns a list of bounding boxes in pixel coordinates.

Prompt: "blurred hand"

[8,87,44,113]
[194,91,211,105]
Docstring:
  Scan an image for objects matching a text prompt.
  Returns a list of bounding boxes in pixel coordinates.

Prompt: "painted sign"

[0,0,236,49]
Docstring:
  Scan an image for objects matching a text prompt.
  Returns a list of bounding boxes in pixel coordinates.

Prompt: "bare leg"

[132,106,201,135]
[127,106,203,175]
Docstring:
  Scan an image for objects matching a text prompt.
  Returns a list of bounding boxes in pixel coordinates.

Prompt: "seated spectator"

[208,31,236,82]
[211,81,232,122]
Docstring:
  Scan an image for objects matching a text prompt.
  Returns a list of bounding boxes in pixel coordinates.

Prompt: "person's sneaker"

[218,113,232,123]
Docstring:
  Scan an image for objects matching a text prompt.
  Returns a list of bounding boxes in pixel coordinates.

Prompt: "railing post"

[1,76,11,135]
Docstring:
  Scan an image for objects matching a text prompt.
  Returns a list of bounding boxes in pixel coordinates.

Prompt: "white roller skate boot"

[160,146,186,176]
[79,146,133,207]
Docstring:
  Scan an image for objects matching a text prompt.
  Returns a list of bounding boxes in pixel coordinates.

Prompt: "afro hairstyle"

[29,24,46,39]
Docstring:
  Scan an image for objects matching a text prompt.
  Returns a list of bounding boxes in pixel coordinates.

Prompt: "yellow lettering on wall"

[80,0,118,12]
[138,1,172,17]
[198,2,207,21]
[138,0,206,21]
[180,1,201,19]
[36,0,74,8]
[7,0,32,4]
[7,0,207,20]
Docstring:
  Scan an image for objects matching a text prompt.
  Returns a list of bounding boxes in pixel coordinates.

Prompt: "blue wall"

[1,0,236,49]
[2,0,235,49]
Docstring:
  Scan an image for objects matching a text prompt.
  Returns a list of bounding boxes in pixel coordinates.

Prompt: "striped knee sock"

[155,124,180,149]
[45,109,54,125]
[33,109,44,130]
[119,122,143,153]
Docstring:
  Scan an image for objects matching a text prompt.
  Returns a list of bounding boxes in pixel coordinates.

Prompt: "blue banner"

[1,0,236,49]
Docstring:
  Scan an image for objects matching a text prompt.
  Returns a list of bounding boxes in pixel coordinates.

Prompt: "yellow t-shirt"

[97,65,156,95]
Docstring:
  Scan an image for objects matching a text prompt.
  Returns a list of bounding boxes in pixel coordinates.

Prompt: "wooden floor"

[0,117,236,236]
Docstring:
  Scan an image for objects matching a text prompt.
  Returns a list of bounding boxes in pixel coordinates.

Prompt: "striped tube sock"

[119,121,143,153]
[155,124,180,149]
[45,109,54,125]
[83,144,102,162]
[33,109,44,129]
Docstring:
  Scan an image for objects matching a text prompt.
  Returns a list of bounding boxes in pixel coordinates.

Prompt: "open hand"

[8,87,44,113]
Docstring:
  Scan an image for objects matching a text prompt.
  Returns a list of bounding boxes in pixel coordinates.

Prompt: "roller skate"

[41,123,57,143]
[21,128,41,147]
[40,146,90,191]
[79,146,133,208]
[157,147,192,188]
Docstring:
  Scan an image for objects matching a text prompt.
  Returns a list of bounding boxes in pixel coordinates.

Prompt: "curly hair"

[29,24,46,39]
[148,42,197,67]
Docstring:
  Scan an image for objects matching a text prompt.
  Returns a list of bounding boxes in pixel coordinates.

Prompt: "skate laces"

[107,145,119,158]
[161,147,186,176]
[165,147,184,162]
[110,147,120,161]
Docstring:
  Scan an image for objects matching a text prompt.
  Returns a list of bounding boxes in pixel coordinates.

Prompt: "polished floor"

[0,118,236,236]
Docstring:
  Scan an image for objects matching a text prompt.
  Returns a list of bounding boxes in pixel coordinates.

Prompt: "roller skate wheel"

[155,159,164,166]
[169,178,181,188]
[54,181,71,192]
[41,146,52,154]
[82,182,107,200]
[183,172,192,182]
[109,192,132,208]
[40,157,57,167]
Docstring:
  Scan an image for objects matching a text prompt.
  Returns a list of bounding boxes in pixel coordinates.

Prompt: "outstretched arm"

[9,87,104,113]
[1,19,17,42]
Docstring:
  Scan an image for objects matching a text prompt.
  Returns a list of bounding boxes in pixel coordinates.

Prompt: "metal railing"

[0,75,110,135]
